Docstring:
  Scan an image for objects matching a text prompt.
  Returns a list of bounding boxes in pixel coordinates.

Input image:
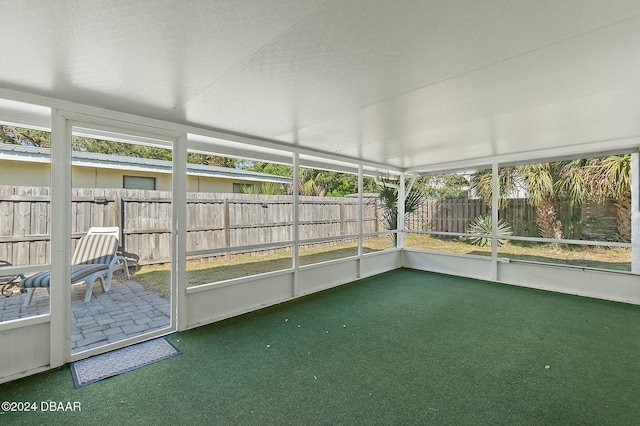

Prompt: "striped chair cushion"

[20,231,118,290]
[72,234,118,266]
[20,264,109,289]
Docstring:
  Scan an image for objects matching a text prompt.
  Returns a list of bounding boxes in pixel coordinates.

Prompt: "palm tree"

[298,168,331,196]
[469,167,519,209]
[520,162,564,240]
[470,164,564,239]
[558,155,631,242]
[472,156,632,242]
[240,182,287,195]
[378,179,425,245]
[588,155,631,242]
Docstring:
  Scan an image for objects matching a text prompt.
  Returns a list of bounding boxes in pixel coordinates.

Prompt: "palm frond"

[469,167,517,208]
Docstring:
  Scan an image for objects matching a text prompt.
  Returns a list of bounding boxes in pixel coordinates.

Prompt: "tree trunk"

[614,193,631,242]
[535,199,563,240]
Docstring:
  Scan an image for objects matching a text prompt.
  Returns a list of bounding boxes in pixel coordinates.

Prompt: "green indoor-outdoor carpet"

[1,268,639,425]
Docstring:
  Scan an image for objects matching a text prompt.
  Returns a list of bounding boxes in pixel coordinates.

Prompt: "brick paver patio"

[0,278,171,353]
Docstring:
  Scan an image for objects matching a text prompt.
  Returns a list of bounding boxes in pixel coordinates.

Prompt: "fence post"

[632,153,639,273]
[117,195,125,254]
[223,197,231,260]
[339,200,345,236]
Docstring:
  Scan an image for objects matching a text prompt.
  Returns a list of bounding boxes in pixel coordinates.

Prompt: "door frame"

[49,110,186,364]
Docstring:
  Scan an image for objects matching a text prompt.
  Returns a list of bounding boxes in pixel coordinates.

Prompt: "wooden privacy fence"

[406,198,611,239]
[406,199,492,233]
[2,184,620,266]
[406,198,540,235]
[0,186,381,266]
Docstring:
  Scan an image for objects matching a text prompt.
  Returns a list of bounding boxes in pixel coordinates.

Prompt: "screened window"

[123,175,156,190]
[233,183,251,193]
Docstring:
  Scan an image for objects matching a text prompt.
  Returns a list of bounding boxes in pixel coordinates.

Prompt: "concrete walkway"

[0,278,171,353]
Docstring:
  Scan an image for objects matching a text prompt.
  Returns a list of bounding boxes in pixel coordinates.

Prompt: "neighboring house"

[0,142,291,193]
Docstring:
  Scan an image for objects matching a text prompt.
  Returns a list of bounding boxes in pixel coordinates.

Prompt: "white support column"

[357,164,364,277]
[292,153,300,296]
[173,134,188,331]
[398,172,406,249]
[50,109,72,368]
[491,161,499,281]
[632,152,640,273]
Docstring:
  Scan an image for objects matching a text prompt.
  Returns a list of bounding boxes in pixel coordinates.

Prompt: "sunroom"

[1,1,639,420]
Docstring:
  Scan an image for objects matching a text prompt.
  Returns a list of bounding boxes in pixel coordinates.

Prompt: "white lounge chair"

[19,227,130,306]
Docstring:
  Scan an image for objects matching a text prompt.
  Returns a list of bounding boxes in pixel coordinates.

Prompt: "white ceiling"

[3,0,640,171]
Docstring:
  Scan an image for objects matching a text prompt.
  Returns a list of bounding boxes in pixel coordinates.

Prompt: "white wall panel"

[498,261,640,305]
[297,259,359,296]
[404,250,640,305]
[184,254,400,330]
[0,321,50,384]
[361,251,402,278]
[403,250,494,281]
[186,273,293,328]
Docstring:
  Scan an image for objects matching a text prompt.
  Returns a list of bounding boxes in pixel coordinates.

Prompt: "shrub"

[468,214,513,247]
